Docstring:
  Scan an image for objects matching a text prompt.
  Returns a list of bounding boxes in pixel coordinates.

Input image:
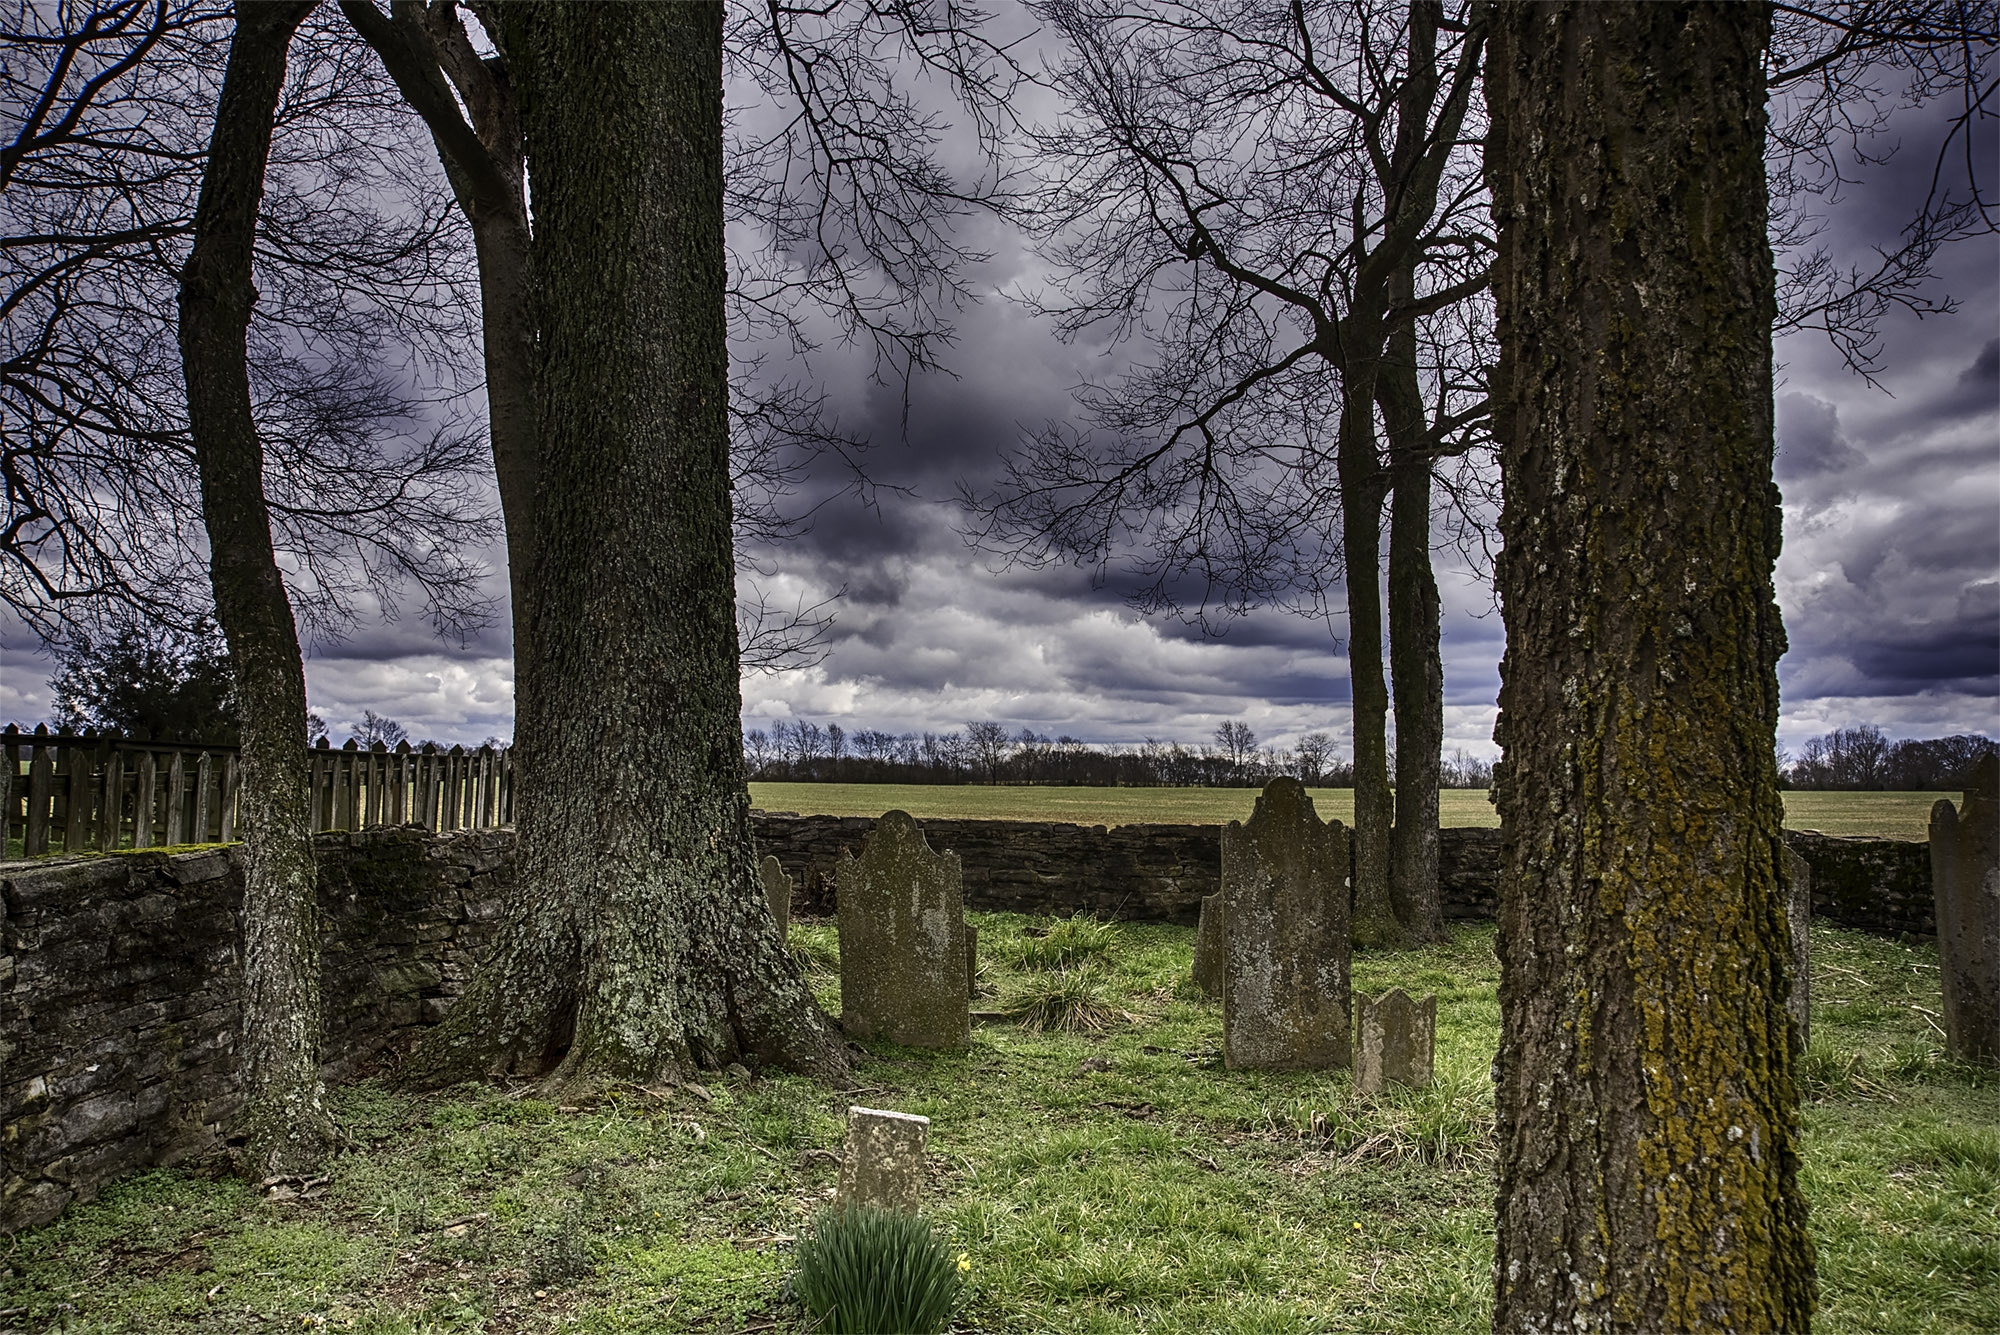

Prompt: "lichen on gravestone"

[835,811,971,1048]
[1221,778,1352,1070]
[836,1105,929,1213]
[1354,988,1436,1095]
[1930,752,1999,1064]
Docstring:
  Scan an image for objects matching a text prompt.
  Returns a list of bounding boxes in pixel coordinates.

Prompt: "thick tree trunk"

[1485,4,1813,1330]
[177,0,331,1177]
[1385,445,1446,945]
[1336,384,1407,952]
[402,1,846,1091]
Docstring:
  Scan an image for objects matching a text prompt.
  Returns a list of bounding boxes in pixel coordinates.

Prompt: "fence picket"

[192,752,214,843]
[25,732,52,855]
[135,751,156,847]
[164,753,186,845]
[100,751,124,851]
[1,724,17,852]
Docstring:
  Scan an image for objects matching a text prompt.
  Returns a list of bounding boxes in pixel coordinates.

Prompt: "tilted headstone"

[1192,892,1224,998]
[1221,777,1352,1070]
[1930,752,1999,1064]
[835,810,971,1048]
[1782,844,1813,1049]
[837,1106,929,1213]
[760,854,793,936]
[1354,988,1436,1095]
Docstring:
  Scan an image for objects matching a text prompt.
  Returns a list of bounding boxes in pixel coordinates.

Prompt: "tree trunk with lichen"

[400,1,846,1092]
[1485,3,1813,1330]
[178,0,332,1177]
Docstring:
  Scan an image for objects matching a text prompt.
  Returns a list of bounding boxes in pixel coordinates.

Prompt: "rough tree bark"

[1384,432,1446,945]
[1381,249,1448,947]
[401,0,847,1091]
[1336,369,1409,951]
[177,0,332,1176]
[1485,3,1814,1330]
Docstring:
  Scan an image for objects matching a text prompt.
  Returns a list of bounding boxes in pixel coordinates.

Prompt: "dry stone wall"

[751,814,1931,938]
[1,829,509,1234]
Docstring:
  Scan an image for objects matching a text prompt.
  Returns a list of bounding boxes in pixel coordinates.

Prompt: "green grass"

[3,918,1991,1333]
[749,783,1950,839]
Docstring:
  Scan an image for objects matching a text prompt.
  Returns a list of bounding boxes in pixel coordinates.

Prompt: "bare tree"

[177,0,330,1176]
[1,1,498,643]
[965,719,1012,784]
[1214,719,1257,772]
[970,0,1491,947]
[1767,2,1997,381]
[1485,4,1812,1325]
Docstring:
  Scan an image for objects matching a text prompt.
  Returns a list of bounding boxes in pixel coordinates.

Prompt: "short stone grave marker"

[835,810,971,1048]
[1354,988,1436,1095]
[1192,892,1223,998]
[1221,777,1352,1070]
[837,1106,929,1213]
[760,854,793,936]
[1930,752,1999,1063]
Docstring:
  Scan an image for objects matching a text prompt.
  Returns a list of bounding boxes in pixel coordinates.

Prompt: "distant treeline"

[1782,726,1994,791]
[743,719,1499,789]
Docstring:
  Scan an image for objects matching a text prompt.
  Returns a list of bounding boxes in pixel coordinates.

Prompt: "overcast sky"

[2,21,1994,763]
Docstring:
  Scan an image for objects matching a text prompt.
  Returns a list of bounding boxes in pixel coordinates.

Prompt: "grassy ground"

[749,784,1949,840]
[3,918,1991,1334]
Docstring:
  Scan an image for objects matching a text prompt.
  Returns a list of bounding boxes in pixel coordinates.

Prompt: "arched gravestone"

[1930,752,1999,1063]
[1222,778,1353,1070]
[1355,988,1436,1095]
[835,810,971,1048]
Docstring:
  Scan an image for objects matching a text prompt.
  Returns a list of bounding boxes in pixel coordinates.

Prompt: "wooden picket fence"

[1,724,514,857]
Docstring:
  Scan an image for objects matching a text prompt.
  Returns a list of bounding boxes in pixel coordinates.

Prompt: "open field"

[751,783,1952,840]
[3,918,1991,1334]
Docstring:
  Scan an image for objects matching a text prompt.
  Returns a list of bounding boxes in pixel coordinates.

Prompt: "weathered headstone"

[1353,988,1436,1095]
[1930,753,1999,1064]
[1782,844,1812,1048]
[837,1106,929,1213]
[1192,892,1224,998]
[835,810,971,1048]
[1221,777,1352,1070]
[759,854,792,935]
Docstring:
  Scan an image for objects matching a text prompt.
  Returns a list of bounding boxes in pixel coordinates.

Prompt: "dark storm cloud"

[1847,616,2000,695]
[1776,392,1868,480]
[1933,338,1999,422]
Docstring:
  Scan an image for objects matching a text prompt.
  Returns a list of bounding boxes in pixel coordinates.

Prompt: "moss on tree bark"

[1485,3,1814,1329]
